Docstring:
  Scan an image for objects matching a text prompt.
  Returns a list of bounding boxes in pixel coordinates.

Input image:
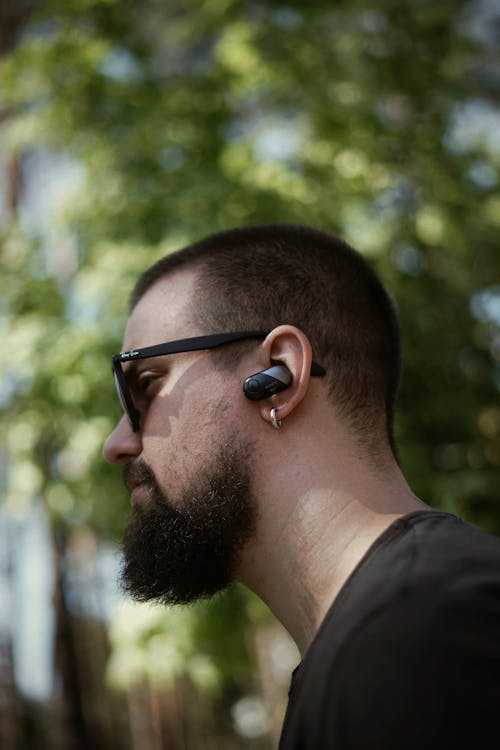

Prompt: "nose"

[103,415,142,464]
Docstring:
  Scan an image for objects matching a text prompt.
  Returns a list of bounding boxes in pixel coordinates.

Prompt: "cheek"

[142,368,210,436]
[141,385,231,486]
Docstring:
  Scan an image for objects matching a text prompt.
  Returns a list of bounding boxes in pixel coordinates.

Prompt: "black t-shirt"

[278,510,500,750]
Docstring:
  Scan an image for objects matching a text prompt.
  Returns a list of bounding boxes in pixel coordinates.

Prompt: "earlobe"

[257,325,313,427]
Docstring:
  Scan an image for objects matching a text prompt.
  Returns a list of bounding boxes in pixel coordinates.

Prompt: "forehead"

[123,268,200,349]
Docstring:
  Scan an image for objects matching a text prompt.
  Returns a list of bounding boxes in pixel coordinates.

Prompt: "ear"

[258,325,313,426]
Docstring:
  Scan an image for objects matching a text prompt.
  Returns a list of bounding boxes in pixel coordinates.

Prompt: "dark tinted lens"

[113,369,133,428]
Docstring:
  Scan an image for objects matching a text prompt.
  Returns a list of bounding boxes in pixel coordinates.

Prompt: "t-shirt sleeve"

[323,584,500,750]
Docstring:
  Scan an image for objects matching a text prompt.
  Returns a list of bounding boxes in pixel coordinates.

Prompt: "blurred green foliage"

[1,0,500,692]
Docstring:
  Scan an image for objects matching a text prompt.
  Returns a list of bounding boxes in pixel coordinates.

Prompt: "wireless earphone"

[243,364,292,401]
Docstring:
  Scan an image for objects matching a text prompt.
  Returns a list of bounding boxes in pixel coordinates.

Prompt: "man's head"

[131,223,401,456]
[103,223,402,605]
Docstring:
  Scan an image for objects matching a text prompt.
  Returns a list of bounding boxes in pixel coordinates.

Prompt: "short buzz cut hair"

[131,224,402,460]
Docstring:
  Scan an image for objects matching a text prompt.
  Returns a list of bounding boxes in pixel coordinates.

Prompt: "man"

[103,224,500,749]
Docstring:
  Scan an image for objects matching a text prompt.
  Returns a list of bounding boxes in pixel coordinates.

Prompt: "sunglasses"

[112,330,325,431]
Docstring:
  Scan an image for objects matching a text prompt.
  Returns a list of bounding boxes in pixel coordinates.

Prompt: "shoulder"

[333,514,500,701]
[332,577,500,744]
[280,515,500,749]
[320,545,500,749]
[283,582,500,749]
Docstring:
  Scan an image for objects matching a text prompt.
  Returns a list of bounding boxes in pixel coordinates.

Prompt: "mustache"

[122,459,156,491]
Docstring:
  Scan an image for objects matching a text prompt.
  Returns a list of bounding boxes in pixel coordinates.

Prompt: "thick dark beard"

[120,442,257,605]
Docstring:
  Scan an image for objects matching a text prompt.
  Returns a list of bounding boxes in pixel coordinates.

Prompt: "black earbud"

[243,364,292,401]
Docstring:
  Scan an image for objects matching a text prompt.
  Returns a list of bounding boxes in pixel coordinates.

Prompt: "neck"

[237,448,427,656]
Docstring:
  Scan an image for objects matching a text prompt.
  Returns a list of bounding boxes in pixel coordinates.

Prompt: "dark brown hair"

[131,224,402,459]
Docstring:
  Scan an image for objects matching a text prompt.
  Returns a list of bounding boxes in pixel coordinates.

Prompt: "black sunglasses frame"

[112,330,325,431]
